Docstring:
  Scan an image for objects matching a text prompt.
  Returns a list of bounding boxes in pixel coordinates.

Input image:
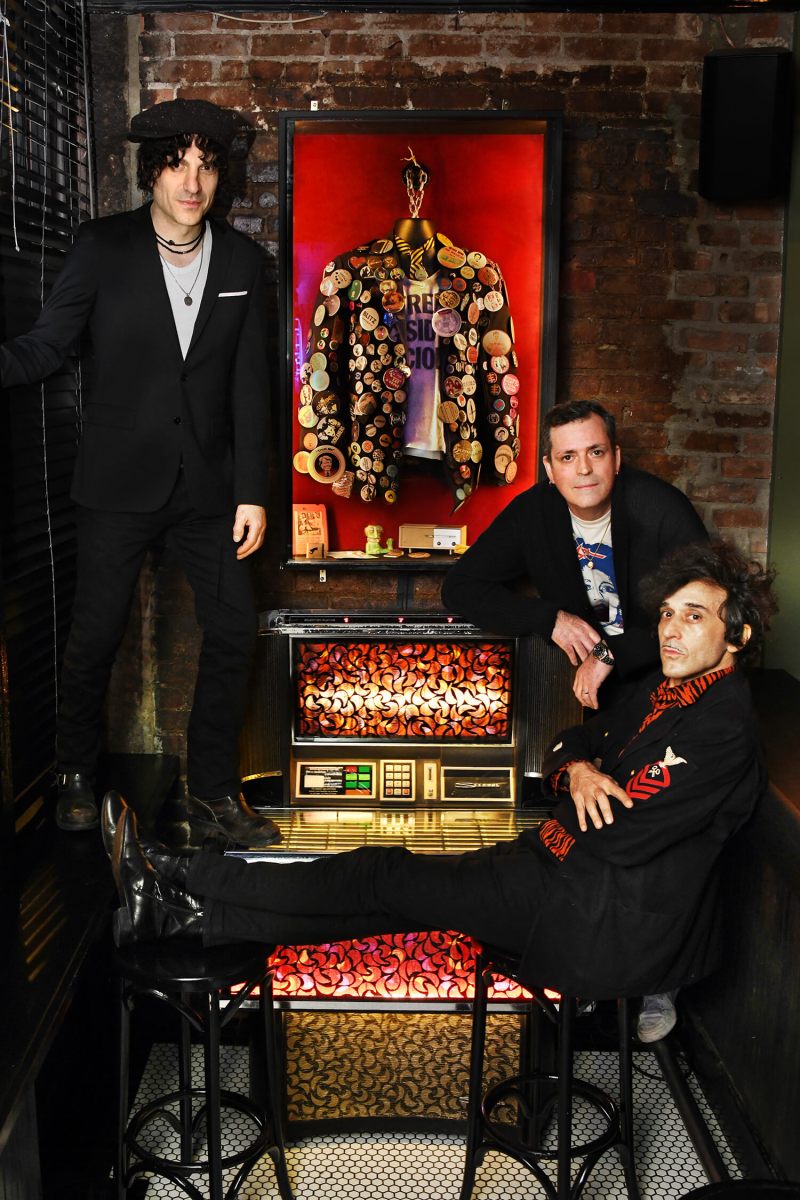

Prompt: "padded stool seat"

[459,944,640,1200]
[114,939,293,1200]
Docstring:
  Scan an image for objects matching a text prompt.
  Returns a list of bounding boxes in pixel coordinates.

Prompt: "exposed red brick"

[174,33,249,58]
[690,481,758,504]
[406,33,483,56]
[721,456,772,480]
[601,14,679,35]
[682,430,738,453]
[711,409,771,430]
[146,12,213,32]
[712,507,765,528]
[149,59,213,85]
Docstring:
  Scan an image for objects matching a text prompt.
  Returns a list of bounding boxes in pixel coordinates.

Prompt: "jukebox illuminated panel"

[293,638,512,743]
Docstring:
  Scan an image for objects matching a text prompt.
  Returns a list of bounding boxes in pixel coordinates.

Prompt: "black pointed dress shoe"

[56,772,99,832]
[101,789,126,858]
[185,791,281,848]
[111,805,205,947]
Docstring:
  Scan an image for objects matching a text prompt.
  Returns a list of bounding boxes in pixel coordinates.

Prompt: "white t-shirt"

[402,274,444,459]
[571,509,624,637]
[160,224,212,358]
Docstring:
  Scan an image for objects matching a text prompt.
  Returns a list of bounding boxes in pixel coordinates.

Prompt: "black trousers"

[57,472,257,796]
[187,834,556,952]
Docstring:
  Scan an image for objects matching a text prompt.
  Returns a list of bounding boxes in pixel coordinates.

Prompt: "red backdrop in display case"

[283,114,560,558]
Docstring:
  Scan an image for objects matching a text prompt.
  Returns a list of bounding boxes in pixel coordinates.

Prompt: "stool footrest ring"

[125,1086,272,1183]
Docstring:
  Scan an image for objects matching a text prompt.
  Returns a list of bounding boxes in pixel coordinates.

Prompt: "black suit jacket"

[442,465,708,682]
[521,670,765,998]
[1,204,269,515]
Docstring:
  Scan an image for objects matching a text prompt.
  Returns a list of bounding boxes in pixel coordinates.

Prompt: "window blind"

[0,0,92,831]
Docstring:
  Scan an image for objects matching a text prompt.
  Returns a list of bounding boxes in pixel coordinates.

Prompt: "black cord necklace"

[154,226,204,255]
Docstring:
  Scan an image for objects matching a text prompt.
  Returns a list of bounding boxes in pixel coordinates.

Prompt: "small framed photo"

[292,503,328,558]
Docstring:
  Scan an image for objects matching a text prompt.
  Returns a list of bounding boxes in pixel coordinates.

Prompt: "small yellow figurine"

[364,524,384,555]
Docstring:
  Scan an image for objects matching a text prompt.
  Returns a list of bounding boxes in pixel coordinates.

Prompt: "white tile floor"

[128,1041,741,1200]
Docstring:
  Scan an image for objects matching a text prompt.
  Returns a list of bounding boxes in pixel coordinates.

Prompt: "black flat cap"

[128,99,241,149]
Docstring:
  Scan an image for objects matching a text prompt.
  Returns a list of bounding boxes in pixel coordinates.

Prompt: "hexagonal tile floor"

[127,1034,741,1199]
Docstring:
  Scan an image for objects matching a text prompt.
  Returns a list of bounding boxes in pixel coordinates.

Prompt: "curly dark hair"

[640,541,777,666]
[541,400,617,457]
[136,133,229,193]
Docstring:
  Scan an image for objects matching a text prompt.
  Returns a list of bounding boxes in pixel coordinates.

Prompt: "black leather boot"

[184,792,281,848]
[111,804,205,946]
[56,772,99,832]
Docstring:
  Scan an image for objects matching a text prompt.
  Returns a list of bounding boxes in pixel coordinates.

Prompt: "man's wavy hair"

[641,541,777,667]
[136,133,228,193]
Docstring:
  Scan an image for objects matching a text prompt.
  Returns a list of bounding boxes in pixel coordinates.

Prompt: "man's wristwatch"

[590,639,615,666]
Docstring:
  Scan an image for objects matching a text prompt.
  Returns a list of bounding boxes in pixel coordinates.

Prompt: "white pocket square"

[218,290,247,298]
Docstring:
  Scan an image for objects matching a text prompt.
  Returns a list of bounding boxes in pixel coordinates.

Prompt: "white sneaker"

[636,991,677,1043]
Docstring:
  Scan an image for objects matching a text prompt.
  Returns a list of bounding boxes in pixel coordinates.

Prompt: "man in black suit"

[442,399,708,712]
[0,99,278,845]
[105,542,774,1010]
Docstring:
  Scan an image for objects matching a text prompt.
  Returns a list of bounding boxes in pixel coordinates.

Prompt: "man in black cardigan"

[442,399,708,712]
[105,542,774,1011]
[0,99,278,847]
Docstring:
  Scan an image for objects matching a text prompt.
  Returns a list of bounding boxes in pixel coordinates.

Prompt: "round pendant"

[184,296,193,307]
[586,561,594,570]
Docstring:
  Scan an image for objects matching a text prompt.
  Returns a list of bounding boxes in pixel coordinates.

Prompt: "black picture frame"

[279,109,562,570]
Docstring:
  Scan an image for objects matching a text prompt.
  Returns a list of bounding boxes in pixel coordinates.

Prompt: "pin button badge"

[484,290,504,313]
[308,444,346,484]
[467,251,487,269]
[502,373,520,396]
[382,291,405,313]
[383,367,406,390]
[495,444,514,471]
[482,329,512,357]
[437,244,467,269]
[431,309,462,337]
[360,308,380,331]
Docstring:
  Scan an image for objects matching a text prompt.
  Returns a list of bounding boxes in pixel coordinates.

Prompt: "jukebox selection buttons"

[380,760,415,802]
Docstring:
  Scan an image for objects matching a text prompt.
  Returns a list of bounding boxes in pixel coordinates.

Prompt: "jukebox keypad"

[381,760,415,802]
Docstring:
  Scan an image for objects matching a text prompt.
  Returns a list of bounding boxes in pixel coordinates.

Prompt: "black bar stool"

[114,939,294,1200]
[459,944,640,1200]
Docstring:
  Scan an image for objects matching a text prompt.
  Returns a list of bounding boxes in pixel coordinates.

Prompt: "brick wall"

[94,8,791,764]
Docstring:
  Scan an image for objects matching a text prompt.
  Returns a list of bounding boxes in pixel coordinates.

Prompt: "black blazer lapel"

[128,204,184,361]
[611,467,632,621]
[542,485,593,620]
[185,221,234,358]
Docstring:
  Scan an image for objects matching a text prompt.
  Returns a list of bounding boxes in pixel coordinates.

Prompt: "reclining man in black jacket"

[104,542,774,1008]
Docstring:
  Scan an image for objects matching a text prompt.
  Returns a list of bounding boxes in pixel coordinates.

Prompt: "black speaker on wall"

[699,48,793,202]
